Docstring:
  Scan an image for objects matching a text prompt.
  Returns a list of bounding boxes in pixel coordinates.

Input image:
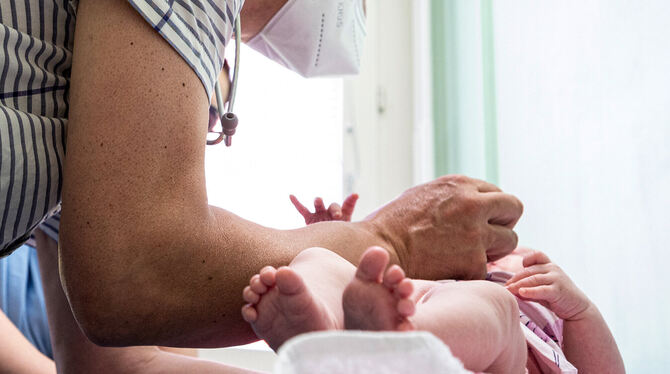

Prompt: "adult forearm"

[157,205,395,347]
[59,0,393,350]
[562,305,625,374]
[61,203,392,348]
[36,230,266,374]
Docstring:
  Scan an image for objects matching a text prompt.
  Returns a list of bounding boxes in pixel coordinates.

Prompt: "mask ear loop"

[208,16,241,146]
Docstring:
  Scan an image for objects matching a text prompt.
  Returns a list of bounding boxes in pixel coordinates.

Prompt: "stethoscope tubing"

[209,17,241,146]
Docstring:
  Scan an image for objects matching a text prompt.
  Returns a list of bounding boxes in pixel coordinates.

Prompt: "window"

[205,45,344,230]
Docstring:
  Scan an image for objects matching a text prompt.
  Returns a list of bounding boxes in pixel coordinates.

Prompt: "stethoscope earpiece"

[208,16,241,147]
[221,112,238,147]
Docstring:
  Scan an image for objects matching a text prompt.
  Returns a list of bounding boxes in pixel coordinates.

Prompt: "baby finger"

[522,250,552,267]
[518,285,557,301]
[506,273,552,293]
[314,197,326,212]
[328,203,343,219]
[505,263,552,285]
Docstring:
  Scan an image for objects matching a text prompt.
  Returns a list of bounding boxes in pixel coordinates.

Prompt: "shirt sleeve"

[125,0,244,99]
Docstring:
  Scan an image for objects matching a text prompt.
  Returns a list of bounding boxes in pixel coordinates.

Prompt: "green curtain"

[430,0,499,184]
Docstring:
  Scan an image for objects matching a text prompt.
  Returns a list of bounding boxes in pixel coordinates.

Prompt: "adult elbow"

[75,306,138,347]
[63,271,148,347]
[59,233,152,347]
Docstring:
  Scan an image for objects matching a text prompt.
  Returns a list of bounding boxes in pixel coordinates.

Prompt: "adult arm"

[34,230,262,374]
[61,0,522,348]
[0,311,55,374]
[61,0,394,348]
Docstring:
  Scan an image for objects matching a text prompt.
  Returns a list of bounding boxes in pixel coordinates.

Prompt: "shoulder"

[124,0,244,98]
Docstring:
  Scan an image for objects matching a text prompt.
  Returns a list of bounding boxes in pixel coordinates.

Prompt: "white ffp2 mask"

[247,0,366,78]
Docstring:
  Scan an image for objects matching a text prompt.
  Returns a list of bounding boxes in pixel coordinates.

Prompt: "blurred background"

[203,1,669,372]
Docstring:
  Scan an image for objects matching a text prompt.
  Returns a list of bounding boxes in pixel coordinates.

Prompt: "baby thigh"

[410,280,527,374]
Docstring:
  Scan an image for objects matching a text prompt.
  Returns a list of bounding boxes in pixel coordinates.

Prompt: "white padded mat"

[274,330,471,374]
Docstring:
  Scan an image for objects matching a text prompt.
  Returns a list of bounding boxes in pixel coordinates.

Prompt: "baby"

[241,195,624,374]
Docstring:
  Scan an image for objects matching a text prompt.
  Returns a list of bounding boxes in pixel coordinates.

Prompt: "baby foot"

[241,266,338,351]
[342,246,416,331]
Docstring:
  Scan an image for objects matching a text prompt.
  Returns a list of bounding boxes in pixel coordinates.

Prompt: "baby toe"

[250,275,268,294]
[275,267,306,295]
[241,304,258,323]
[395,279,414,298]
[259,266,277,287]
[383,265,406,288]
[243,286,260,304]
[356,247,390,282]
[397,298,416,317]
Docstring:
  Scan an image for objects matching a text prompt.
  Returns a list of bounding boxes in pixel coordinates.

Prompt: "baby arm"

[505,250,625,374]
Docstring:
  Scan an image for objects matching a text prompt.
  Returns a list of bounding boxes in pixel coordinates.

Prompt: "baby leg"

[342,248,525,373]
[411,281,527,374]
[242,247,356,350]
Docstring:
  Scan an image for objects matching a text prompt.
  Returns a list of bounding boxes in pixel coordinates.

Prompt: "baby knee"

[474,281,520,326]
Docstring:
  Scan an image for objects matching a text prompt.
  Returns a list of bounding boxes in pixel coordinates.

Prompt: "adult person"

[0,72,252,373]
[29,228,262,373]
[2,242,254,374]
[0,0,523,351]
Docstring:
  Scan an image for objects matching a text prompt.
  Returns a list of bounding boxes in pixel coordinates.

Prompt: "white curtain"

[491,1,670,372]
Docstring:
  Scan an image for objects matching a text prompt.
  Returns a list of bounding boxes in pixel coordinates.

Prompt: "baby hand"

[505,250,591,321]
[290,194,359,225]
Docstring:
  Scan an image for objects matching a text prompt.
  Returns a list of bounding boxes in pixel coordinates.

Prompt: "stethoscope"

[207,17,241,146]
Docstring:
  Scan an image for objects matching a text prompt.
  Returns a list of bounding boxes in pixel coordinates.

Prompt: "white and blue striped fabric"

[0,0,242,256]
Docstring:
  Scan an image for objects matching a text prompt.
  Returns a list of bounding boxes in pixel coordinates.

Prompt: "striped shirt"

[0,0,243,256]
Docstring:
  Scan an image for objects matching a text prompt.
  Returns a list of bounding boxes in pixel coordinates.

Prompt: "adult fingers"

[505,263,552,285]
[328,203,343,219]
[472,178,502,193]
[522,250,551,267]
[481,192,524,228]
[438,175,500,192]
[289,195,311,217]
[314,197,326,213]
[341,193,359,221]
[486,224,518,262]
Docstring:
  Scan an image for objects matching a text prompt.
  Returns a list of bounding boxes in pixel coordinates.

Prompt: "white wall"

[206,45,343,230]
[343,0,417,218]
[493,1,670,371]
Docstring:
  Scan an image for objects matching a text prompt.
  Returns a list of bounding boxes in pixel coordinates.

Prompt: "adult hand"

[290,194,359,224]
[366,175,523,280]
